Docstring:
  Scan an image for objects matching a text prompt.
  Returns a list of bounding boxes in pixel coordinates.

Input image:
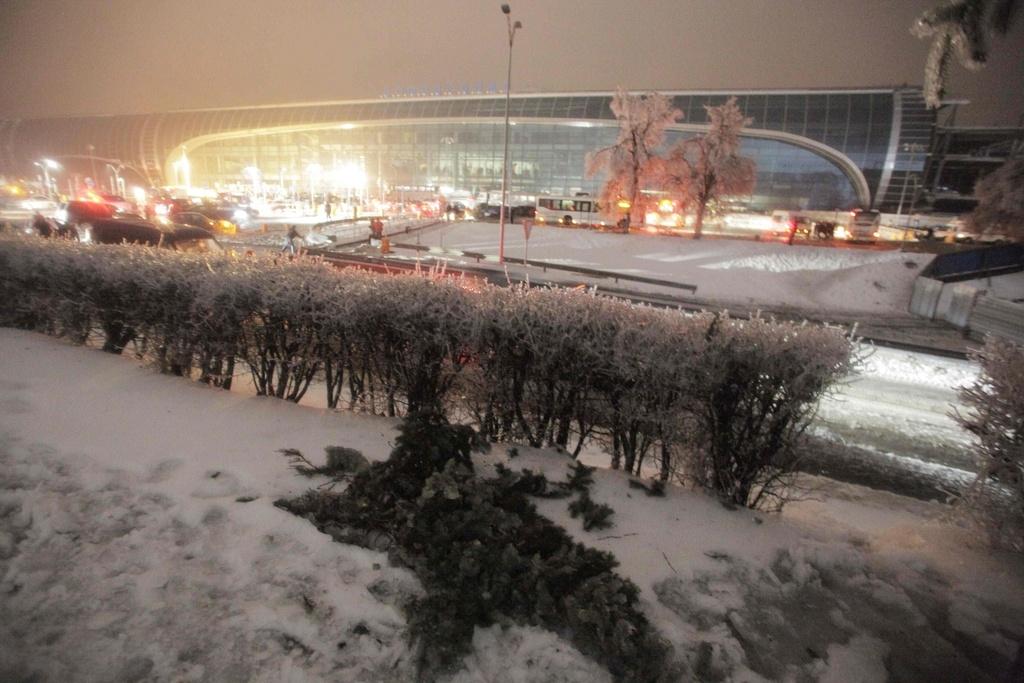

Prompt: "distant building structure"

[924,115,1024,212]
[0,87,942,211]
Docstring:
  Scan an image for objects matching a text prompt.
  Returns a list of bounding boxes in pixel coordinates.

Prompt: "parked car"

[56,200,116,232]
[82,218,223,253]
[512,205,536,220]
[474,203,502,220]
[21,195,59,213]
[99,193,135,214]
[172,210,239,235]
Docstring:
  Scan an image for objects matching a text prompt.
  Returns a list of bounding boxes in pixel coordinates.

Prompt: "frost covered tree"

[954,336,1024,551]
[913,0,1020,108]
[655,97,756,240]
[966,156,1024,241]
[586,89,681,227]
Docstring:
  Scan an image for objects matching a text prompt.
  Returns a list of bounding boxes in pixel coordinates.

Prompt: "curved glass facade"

[189,123,861,210]
[0,88,933,210]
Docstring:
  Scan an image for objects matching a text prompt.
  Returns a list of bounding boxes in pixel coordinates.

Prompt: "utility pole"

[497,3,522,263]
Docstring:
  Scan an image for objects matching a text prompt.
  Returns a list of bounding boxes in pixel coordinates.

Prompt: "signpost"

[522,218,533,264]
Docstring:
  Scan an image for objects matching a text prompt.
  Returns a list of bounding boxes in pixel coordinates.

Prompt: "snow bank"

[700,249,911,273]
[403,222,934,315]
[2,329,1022,682]
[856,345,978,391]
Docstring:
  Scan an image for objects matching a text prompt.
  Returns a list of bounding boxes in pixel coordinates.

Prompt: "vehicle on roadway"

[846,209,881,242]
[82,218,224,253]
[21,195,59,213]
[535,194,600,226]
[56,200,116,231]
[474,204,536,221]
[172,210,239,235]
[99,194,135,214]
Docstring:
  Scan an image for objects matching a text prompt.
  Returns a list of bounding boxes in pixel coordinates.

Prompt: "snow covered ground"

[395,221,935,316]
[2,329,1022,682]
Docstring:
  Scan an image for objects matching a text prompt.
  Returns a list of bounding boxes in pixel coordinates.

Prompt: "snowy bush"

[188,262,263,389]
[344,273,474,416]
[568,490,616,531]
[0,237,103,341]
[683,315,854,510]
[279,413,676,682]
[596,308,708,478]
[0,236,854,513]
[238,259,335,401]
[955,336,1024,552]
[461,286,624,454]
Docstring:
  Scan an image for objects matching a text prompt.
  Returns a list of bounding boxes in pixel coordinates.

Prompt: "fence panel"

[968,296,1024,344]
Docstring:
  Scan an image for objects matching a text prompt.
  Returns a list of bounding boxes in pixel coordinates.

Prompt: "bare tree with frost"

[586,89,681,228]
[655,97,756,240]
[954,336,1024,551]
[966,156,1024,241]
[912,0,1020,108]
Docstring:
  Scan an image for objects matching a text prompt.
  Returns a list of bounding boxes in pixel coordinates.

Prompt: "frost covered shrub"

[0,237,94,337]
[188,263,264,389]
[597,308,709,478]
[280,413,674,682]
[685,315,854,510]
[462,286,622,453]
[347,273,473,416]
[955,336,1024,552]
[1,237,854,501]
[238,259,335,401]
[117,251,216,374]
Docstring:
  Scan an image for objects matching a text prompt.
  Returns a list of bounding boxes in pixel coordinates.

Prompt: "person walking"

[281,224,300,255]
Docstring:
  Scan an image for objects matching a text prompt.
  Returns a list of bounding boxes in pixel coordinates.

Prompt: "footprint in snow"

[144,458,183,484]
[191,469,246,499]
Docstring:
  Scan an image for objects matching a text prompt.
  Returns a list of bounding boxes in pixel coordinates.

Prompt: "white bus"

[535,195,602,226]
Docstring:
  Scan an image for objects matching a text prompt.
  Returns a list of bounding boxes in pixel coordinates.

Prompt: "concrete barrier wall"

[909,277,942,319]
[946,284,981,328]
[968,297,1024,344]
[910,275,1024,344]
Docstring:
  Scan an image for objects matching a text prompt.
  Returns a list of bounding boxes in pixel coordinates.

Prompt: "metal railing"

[387,241,698,294]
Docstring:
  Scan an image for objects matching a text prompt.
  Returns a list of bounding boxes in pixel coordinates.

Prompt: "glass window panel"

[584,97,604,118]
[763,107,785,126]
[806,95,828,111]
[827,94,850,113]
[848,95,872,114]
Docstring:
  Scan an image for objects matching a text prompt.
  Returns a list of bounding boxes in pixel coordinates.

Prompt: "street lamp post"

[498,3,522,264]
[34,159,61,199]
[106,163,125,196]
[86,144,98,186]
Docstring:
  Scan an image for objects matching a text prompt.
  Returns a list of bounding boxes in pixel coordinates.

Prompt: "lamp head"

[501,3,510,14]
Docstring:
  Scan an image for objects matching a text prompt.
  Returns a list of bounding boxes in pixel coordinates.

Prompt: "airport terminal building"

[0,87,934,212]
